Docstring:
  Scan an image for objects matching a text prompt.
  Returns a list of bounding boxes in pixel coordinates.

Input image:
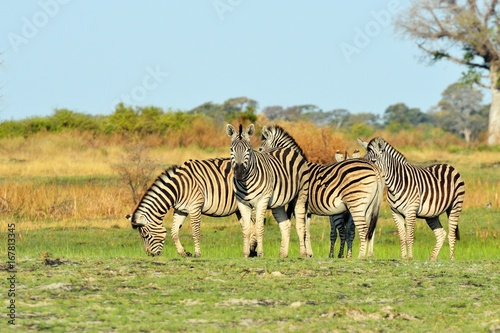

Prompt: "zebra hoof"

[185,251,193,258]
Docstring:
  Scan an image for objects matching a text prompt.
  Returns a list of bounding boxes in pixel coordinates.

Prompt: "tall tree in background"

[383,103,428,131]
[432,82,487,144]
[395,0,500,145]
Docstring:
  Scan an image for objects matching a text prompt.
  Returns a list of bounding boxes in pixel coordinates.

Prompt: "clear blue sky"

[0,1,471,121]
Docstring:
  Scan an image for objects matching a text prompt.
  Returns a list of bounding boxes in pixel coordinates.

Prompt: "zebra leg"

[426,216,446,261]
[405,212,418,260]
[337,214,347,258]
[447,205,462,260]
[254,200,269,257]
[238,204,254,258]
[367,233,374,258]
[171,211,190,257]
[328,215,340,258]
[249,211,258,257]
[346,212,356,258]
[349,207,369,258]
[294,196,312,257]
[390,209,408,259]
[271,207,291,258]
[188,209,202,258]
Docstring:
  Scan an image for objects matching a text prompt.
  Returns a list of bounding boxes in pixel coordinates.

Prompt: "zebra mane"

[238,124,243,137]
[369,137,407,163]
[161,164,179,178]
[263,125,307,159]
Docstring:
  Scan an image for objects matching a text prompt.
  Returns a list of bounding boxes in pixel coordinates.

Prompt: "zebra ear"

[247,124,255,137]
[357,138,368,150]
[377,140,386,153]
[261,126,268,139]
[226,124,236,138]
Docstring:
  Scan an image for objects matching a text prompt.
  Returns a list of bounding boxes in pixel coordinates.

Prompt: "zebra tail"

[367,176,384,241]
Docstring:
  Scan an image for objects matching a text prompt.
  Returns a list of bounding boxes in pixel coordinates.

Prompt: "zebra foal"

[259,125,384,258]
[358,137,465,260]
[226,124,310,258]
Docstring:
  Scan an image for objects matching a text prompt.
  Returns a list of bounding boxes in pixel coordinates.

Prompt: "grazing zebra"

[358,137,466,260]
[259,125,384,258]
[329,150,359,259]
[226,124,310,258]
[127,159,245,257]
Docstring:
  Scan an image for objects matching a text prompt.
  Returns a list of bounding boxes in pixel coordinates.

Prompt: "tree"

[383,103,428,132]
[395,0,500,145]
[262,105,284,120]
[432,82,488,143]
[329,108,351,129]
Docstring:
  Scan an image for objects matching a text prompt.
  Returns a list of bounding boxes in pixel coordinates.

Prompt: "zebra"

[226,123,310,258]
[127,158,247,257]
[329,149,359,259]
[259,125,384,258]
[357,137,466,260]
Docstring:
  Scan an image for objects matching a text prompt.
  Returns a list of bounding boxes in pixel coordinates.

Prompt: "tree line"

[0,82,490,146]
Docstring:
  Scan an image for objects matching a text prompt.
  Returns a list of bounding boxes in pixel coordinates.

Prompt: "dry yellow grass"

[0,131,498,232]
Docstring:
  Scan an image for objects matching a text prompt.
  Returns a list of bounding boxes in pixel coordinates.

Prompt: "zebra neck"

[383,160,409,193]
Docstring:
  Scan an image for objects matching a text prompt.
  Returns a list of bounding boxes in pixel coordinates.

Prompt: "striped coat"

[358,137,466,260]
[259,125,384,258]
[227,124,310,258]
[127,158,242,257]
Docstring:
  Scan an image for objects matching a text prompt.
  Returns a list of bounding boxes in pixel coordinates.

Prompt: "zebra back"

[128,165,179,228]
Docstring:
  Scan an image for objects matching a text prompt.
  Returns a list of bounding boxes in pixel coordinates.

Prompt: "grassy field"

[0,132,499,332]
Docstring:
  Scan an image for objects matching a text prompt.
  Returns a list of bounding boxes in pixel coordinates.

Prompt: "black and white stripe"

[226,124,310,258]
[329,150,359,259]
[127,158,241,257]
[259,125,384,258]
[358,137,466,260]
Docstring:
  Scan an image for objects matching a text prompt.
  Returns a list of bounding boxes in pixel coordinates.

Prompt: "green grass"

[5,257,500,332]
[1,207,498,331]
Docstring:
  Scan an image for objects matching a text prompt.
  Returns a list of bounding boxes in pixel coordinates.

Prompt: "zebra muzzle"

[234,163,245,180]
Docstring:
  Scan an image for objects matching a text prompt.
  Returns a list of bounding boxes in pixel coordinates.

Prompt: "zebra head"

[137,222,167,257]
[226,123,255,180]
[258,125,306,157]
[357,137,388,167]
[126,213,167,256]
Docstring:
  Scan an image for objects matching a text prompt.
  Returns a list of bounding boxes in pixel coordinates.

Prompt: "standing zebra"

[127,158,245,257]
[226,124,310,258]
[329,149,359,259]
[259,125,384,258]
[358,137,465,260]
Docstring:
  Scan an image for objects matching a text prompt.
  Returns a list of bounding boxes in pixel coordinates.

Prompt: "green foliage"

[347,122,375,139]
[383,103,429,130]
